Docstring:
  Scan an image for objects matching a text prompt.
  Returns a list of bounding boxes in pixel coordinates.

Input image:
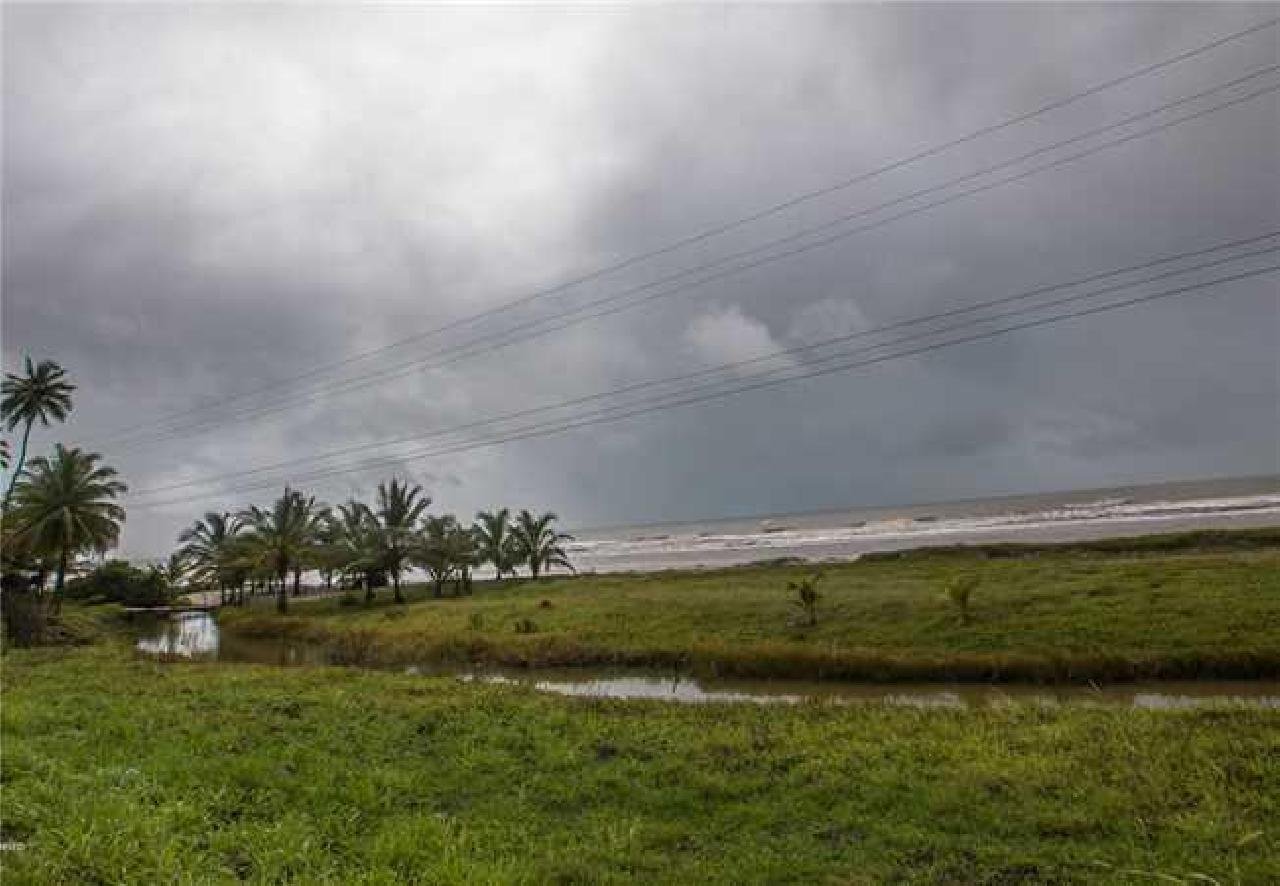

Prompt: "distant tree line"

[176,483,575,614]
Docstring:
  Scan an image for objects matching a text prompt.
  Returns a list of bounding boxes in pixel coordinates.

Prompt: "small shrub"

[538,599,553,609]
[945,575,980,625]
[787,573,823,627]
[468,612,485,631]
[1,588,49,646]
[513,617,539,634]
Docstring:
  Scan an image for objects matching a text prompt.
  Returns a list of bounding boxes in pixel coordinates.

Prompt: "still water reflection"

[134,613,1280,709]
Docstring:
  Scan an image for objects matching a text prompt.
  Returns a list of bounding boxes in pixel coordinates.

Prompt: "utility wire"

[104,71,1280,451]
[94,17,1279,445]
[126,233,1279,497]
[128,262,1279,510]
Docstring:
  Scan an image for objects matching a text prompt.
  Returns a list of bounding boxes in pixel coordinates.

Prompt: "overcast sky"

[3,3,1277,558]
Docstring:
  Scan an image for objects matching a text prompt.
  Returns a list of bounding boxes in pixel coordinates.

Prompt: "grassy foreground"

[223,535,1280,682]
[3,644,1278,884]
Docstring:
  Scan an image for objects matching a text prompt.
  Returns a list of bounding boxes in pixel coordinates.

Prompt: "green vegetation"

[1,356,74,509]
[1,358,135,644]
[64,559,174,607]
[223,540,1280,682]
[5,444,127,598]
[4,644,1277,884]
[170,479,572,614]
[944,575,980,625]
[510,508,575,579]
[787,572,823,627]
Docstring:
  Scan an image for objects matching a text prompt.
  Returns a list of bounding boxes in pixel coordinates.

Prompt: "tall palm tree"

[371,478,430,604]
[177,511,244,605]
[473,507,519,580]
[510,510,575,580]
[2,358,75,509]
[241,488,327,614]
[6,445,126,603]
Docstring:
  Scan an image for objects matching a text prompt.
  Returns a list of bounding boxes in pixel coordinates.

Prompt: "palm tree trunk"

[2,419,34,510]
[364,573,374,604]
[392,571,404,604]
[276,568,288,614]
[52,543,68,614]
[292,565,302,597]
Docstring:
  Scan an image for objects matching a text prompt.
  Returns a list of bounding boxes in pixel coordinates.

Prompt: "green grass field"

[222,537,1280,682]
[3,644,1278,884]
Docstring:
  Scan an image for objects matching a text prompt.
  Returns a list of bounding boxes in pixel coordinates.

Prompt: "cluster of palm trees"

[177,483,575,614]
[1,356,576,622]
[2,358,129,612]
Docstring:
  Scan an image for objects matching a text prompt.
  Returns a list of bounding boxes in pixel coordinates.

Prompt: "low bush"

[64,560,172,607]
[944,575,980,624]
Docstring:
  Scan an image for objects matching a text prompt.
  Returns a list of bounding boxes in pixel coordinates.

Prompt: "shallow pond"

[133,612,1280,709]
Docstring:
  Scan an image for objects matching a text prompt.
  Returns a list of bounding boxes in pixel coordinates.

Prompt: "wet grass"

[222,535,1280,682]
[3,644,1277,884]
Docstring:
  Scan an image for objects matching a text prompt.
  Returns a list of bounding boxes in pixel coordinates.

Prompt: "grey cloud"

[3,3,1276,557]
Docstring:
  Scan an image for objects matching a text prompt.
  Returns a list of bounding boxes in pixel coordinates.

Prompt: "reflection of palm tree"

[511,510,575,579]
[7,444,126,604]
[2,357,75,509]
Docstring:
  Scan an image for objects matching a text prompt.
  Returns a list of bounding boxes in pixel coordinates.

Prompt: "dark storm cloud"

[3,3,1276,557]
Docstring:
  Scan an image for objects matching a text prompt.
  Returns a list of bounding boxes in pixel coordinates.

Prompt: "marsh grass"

[221,536,1280,682]
[2,645,1277,884]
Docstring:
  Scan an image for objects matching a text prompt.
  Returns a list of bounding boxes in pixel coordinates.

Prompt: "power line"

[125,233,1279,498]
[94,17,1279,445]
[105,72,1280,451]
[128,262,1279,510]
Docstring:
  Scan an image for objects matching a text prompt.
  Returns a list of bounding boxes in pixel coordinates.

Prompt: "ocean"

[565,475,1280,573]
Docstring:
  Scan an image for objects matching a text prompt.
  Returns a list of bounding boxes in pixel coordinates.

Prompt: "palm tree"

[2,358,75,509]
[177,511,244,605]
[371,478,430,604]
[473,508,519,580]
[452,523,481,595]
[6,445,126,604]
[510,510,575,579]
[241,488,327,614]
[331,500,382,603]
[160,552,189,592]
[413,514,462,598]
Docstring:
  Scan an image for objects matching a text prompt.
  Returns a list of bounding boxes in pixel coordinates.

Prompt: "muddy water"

[133,612,1280,709]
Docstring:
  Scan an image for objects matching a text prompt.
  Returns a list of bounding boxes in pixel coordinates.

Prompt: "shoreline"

[572,508,1280,573]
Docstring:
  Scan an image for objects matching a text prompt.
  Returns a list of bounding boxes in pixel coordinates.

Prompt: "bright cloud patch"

[684,305,792,370]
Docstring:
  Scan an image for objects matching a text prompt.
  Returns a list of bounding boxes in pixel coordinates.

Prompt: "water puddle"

[132,612,1280,709]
